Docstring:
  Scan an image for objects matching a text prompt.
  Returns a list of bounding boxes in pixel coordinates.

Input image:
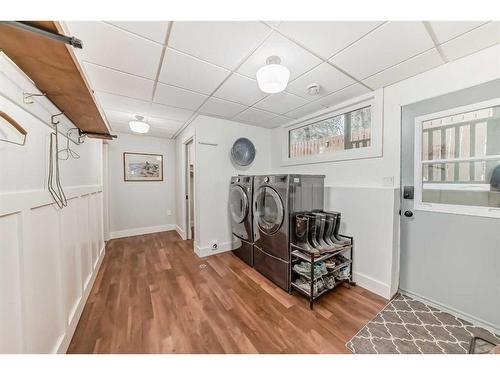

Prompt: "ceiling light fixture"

[129,115,150,134]
[256,56,290,94]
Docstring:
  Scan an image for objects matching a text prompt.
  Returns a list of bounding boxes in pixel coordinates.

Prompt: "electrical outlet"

[167,209,172,216]
[210,240,218,250]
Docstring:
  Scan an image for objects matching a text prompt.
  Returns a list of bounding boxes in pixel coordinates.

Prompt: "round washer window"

[229,185,248,223]
[254,186,284,235]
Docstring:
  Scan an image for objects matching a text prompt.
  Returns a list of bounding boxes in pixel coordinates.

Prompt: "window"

[414,99,500,217]
[281,91,383,166]
[289,106,371,158]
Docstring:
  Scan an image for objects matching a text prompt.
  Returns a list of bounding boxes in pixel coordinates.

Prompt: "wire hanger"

[48,117,67,209]
[0,110,27,146]
[58,128,80,160]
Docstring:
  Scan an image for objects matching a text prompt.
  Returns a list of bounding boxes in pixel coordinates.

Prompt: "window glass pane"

[421,104,500,208]
[288,106,371,158]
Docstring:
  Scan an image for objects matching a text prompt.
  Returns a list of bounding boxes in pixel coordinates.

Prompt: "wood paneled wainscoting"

[68,231,386,353]
[0,186,105,353]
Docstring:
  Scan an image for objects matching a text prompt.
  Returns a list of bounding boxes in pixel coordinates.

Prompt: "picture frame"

[123,152,163,182]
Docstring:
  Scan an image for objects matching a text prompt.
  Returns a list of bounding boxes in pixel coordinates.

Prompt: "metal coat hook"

[23,92,46,105]
[51,112,64,127]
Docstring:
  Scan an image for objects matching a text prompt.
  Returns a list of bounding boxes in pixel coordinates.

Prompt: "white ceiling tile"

[329,21,434,80]
[146,115,184,132]
[106,21,170,43]
[149,103,194,122]
[83,62,154,101]
[317,84,371,108]
[234,107,277,126]
[254,91,308,114]
[199,97,247,118]
[263,21,282,28]
[285,102,327,119]
[279,21,384,59]
[169,21,270,70]
[214,73,267,106]
[440,22,500,61]
[266,115,294,128]
[65,21,163,79]
[112,123,174,138]
[95,92,150,115]
[428,21,488,44]
[286,63,356,100]
[154,83,208,110]
[363,49,443,89]
[106,111,181,136]
[104,109,139,124]
[238,32,322,81]
[158,48,230,94]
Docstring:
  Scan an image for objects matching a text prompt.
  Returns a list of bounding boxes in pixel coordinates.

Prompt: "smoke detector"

[307,83,321,96]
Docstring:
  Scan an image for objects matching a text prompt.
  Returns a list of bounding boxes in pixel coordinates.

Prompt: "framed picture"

[123,152,163,182]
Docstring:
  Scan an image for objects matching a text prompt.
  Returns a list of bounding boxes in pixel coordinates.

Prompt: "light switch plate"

[382,176,394,187]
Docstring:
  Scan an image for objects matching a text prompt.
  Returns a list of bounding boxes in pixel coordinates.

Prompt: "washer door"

[254,186,284,235]
[229,185,249,224]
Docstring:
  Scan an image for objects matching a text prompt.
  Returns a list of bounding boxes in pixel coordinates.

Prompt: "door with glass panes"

[400,80,500,328]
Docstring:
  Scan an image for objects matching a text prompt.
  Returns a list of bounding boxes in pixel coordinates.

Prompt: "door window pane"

[289,106,371,158]
[420,104,500,208]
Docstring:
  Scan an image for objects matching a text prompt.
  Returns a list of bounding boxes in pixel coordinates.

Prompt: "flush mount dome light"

[129,115,150,134]
[256,56,290,94]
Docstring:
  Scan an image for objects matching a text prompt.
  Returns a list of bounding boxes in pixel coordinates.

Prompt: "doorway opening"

[185,138,195,242]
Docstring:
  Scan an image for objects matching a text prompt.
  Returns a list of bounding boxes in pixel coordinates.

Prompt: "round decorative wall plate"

[231,137,256,166]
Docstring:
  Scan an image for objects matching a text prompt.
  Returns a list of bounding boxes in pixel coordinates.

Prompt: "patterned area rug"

[346,293,500,354]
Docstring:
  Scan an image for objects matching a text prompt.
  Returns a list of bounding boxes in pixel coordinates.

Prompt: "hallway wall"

[107,132,176,239]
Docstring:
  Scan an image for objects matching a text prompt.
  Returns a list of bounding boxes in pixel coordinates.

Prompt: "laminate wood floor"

[67,231,387,354]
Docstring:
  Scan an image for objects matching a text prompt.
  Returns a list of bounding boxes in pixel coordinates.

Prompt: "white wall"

[270,93,400,299]
[267,44,500,300]
[107,132,176,239]
[175,115,272,256]
[0,53,104,353]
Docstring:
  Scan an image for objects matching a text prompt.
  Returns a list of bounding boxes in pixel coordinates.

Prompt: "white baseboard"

[353,271,391,299]
[109,224,176,239]
[195,241,233,258]
[400,289,500,335]
[175,225,187,240]
[57,244,106,353]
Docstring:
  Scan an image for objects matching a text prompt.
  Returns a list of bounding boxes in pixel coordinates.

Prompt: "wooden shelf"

[0,21,112,139]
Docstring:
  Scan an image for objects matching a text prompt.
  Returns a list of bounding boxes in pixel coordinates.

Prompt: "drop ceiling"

[61,20,500,138]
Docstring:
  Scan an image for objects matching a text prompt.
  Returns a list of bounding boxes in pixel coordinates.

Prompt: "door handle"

[404,210,413,217]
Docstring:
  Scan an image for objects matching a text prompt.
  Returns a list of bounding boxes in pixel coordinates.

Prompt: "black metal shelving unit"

[290,234,355,309]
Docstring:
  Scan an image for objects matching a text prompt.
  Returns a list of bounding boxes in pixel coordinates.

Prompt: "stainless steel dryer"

[253,174,325,290]
[229,175,254,266]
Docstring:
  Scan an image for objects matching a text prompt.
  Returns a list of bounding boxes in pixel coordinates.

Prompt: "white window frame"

[280,90,383,166]
[414,97,500,218]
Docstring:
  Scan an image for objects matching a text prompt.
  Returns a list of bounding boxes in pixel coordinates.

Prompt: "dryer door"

[254,185,284,235]
[229,184,250,240]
